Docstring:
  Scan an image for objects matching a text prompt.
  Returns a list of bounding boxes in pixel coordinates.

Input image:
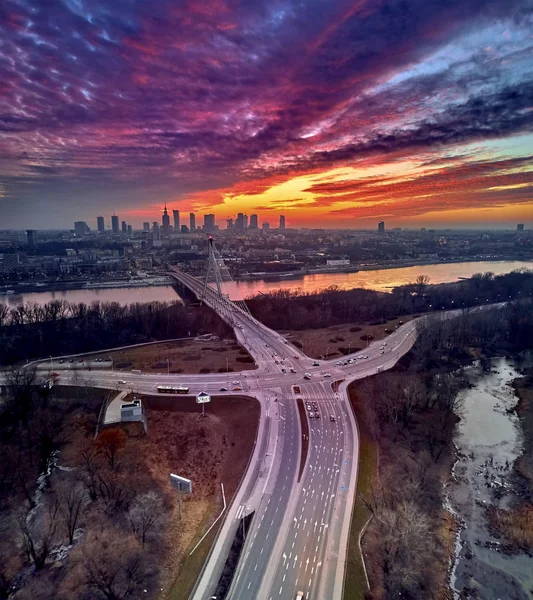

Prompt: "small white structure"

[196,391,211,404]
[170,473,192,494]
[120,399,143,422]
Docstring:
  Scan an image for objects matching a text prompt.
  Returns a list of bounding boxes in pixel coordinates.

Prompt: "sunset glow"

[1,0,532,228]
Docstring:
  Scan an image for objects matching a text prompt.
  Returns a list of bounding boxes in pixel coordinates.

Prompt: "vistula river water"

[1,259,531,306]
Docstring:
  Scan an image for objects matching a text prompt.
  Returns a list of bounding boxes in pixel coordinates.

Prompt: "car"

[290,368,296,373]
[118,380,127,384]
[281,368,286,373]
[233,386,242,391]
[294,355,299,359]
[324,373,331,377]
[307,405,313,411]
[312,361,320,366]
[357,355,364,359]
[309,412,314,418]
[383,342,387,346]
[59,359,65,364]
[315,412,320,418]
[219,387,228,391]
[330,415,336,422]
[68,359,74,363]
[78,359,84,363]
[232,380,240,385]
[363,355,368,359]
[275,360,279,364]
[380,350,384,354]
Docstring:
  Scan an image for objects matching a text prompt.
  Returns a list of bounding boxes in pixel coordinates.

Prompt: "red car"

[233,386,242,391]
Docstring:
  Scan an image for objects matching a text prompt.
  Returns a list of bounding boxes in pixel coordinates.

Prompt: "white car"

[232,380,240,385]
[323,373,332,377]
[118,380,127,385]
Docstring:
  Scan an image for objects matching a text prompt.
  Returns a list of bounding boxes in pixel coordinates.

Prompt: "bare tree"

[17,498,60,570]
[96,428,127,470]
[78,529,152,600]
[127,491,164,546]
[58,481,89,545]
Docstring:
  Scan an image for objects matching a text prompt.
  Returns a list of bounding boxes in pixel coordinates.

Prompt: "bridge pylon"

[201,236,251,321]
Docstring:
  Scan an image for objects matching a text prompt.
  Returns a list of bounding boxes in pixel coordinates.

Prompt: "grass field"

[139,394,260,600]
[344,384,378,600]
[283,314,421,360]
[91,338,256,374]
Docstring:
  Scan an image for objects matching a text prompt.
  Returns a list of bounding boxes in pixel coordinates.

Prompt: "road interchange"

[24,271,475,600]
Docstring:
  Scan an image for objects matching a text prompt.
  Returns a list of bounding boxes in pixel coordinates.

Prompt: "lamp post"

[326,346,329,360]
[166,358,170,375]
[226,357,229,386]
[300,339,304,355]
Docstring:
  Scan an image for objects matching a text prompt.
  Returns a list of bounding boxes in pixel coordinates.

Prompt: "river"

[1,259,531,306]
[450,357,533,599]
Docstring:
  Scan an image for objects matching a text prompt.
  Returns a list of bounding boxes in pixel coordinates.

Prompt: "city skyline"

[1,0,532,230]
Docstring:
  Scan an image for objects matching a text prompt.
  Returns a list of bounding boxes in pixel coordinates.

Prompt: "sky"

[1,0,533,230]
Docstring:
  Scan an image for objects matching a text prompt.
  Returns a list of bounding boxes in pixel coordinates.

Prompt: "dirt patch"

[283,315,420,359]
[90,339,256,374]
[296,397,309,482]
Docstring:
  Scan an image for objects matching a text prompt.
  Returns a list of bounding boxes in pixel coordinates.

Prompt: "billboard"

[196,391,211,404]
[170,473,192,493]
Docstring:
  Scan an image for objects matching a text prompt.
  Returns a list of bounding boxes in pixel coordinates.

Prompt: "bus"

[156,385,189,394]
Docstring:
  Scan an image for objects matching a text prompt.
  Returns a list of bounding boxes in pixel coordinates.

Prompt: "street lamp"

[326,346,329,360]
[166,358,170,375]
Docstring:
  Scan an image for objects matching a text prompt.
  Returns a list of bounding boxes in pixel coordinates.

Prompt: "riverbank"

[234,256,533,283]
[0,275,173,295]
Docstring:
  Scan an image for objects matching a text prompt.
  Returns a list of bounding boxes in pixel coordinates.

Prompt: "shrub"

[349,326,362,332]
[360,334,374,341]
[199,367,211,374]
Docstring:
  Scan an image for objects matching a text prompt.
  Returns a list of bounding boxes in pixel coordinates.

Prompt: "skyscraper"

[74,221,90,236]
[121,220,127,233]
[190,212,196,231]
[152,222,160,239]
[127,225,132,235]
[249,214,258,229]
[236,213,246,231]
[378,221,385,234]
[204,214,216,232]
[262,222,270,231]
[97,216,105,232]
[26,230,36,247]
[143,222,150,232]
[517,223,525,232]
[279,215,286,230]
[173,210,180,232]
[162,202,170,235]
[111,215,119,234]
[226,218,234,230]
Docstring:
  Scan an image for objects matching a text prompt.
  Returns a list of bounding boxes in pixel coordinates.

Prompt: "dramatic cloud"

[0,0,532,228]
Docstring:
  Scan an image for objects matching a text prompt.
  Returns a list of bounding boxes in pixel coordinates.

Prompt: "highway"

[21,270,462,600]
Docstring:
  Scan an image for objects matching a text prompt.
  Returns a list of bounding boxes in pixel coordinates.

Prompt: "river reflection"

[1,259,531,306]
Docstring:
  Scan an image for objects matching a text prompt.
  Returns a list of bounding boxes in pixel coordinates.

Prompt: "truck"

[296,592,305,600]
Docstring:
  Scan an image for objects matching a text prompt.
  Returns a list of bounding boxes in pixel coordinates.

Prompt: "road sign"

[196,391,211,404]
[170,473,192,494]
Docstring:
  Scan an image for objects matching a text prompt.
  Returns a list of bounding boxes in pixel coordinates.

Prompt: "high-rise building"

[249,214,258,229]
[181,224,189,233]
[262,222,270,231]
[204,214,216,232]
[162,202,170,235]
[190,212,196,231]
[121,220,127,234]
[173,210,180,232]
[226,218,234,230]
[279,215,286,230]
[517,223,525,232]
[152,222,160,239]
[127,225,132,235]
[143,222,150,232]
[236,213,247,231]
[74,221,90,236]
[97,216,105,232]
[26,230,36,247]
[378,221,385,234]
[111,215,119,234]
